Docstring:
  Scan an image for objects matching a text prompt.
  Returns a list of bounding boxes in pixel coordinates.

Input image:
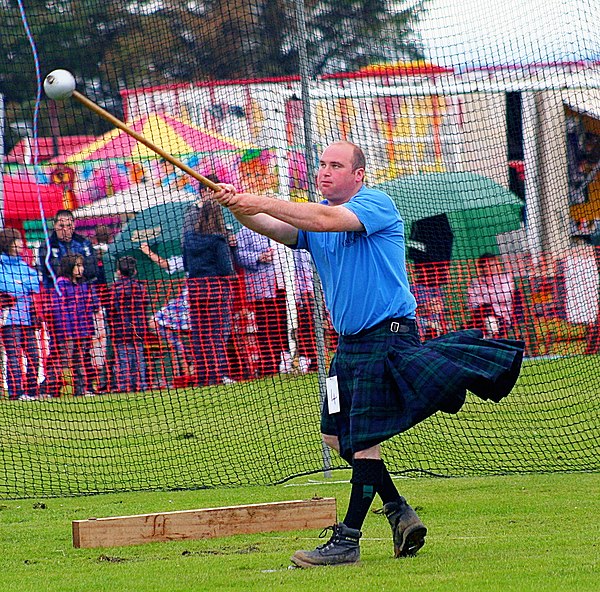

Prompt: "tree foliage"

[1,0,425,151]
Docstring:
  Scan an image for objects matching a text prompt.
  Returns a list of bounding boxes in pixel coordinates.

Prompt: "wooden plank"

[72,497,336,549]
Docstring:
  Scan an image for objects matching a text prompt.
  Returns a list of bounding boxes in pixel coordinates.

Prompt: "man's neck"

[325,184,363,206]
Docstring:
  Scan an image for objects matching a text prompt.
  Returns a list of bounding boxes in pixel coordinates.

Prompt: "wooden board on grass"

[72,497,337,548]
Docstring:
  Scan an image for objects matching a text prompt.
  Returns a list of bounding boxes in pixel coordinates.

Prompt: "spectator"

[91,224,113,392]
[92,224,112,300]
[140,243,192,381]
[183,192,236,386]
[181,174,221,244]
[37,209,98,289]
[467,253,515,338]
[235,227,289,377]
[293,249,318,373]
[0,228,41,401]
[413,284,448,340]
[108,256,150,392]
[412,263,450,341]
[45,254,101,397]
[560,237,600,354]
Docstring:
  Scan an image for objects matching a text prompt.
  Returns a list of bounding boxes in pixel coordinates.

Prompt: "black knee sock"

[342,452,400,506]
[343,459,383,530]
[378,464,401,505]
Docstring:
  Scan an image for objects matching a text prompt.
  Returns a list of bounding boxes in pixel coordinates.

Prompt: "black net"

[0,1,599,498]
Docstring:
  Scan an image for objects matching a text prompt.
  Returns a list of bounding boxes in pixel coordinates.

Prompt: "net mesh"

[1,0,599,498]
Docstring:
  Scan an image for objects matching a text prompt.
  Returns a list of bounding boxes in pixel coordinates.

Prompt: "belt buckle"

[390,320,409,334]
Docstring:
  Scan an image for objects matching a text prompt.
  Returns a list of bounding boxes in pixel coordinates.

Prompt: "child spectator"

[467,253,515,338]
[108,256,150,392]
[139,243,192,383]
[46,254,101,397]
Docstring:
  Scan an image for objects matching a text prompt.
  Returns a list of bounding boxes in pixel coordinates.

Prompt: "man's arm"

[229,210,299,246]
[213,189,364,245]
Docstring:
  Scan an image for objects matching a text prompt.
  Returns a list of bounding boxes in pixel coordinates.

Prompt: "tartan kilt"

[321,325,524,459]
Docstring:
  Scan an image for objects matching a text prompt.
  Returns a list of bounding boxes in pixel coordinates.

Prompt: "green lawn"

[0,472,598,592]
[0,354,599,590]
[1,355,600,498]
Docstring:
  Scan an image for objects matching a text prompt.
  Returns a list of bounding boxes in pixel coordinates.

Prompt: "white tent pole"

[522,93,543,264]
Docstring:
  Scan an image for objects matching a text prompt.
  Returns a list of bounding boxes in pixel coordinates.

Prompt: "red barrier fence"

[2,248,599,397]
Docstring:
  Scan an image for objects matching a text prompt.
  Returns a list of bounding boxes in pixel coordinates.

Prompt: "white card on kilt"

[326,375,340,414]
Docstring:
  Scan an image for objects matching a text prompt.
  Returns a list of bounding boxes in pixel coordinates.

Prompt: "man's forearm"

[252,196,363,234]
[230,211,298,245]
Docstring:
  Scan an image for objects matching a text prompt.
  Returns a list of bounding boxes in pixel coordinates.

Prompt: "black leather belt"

[346,317,416,339]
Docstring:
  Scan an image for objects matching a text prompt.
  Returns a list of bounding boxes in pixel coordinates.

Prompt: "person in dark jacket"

[183,192,236,386]
[37,209,98,289]
[108,256,150,392]
[38,210,100,396]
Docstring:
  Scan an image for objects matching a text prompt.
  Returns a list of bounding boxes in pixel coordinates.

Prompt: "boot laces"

[315,525,337,549]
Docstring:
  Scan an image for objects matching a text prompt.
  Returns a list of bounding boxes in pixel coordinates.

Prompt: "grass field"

[1,354,599,498]
[0,354,599,590]
[0,472,598,592]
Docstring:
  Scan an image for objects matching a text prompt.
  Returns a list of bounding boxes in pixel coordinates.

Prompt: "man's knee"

[354,444,381,460]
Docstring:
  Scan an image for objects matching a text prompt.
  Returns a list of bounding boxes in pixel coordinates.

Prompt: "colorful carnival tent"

[74,182,194,218]
[2,174,64,227]
[45,112,259,207]
[51,112,256,164]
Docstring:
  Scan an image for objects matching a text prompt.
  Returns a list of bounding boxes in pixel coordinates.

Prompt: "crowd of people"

[0,189,320,399]
[0,188,579,403]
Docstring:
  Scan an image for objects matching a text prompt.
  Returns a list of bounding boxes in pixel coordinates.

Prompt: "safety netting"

[0,0,599,498]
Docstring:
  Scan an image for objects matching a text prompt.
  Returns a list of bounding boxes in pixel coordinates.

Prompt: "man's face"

[316,143,364,203]
[55,216,74,242]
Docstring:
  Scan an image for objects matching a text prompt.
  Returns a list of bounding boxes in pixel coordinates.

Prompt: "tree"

[102,0,426,80]
[0,0,133,151]
[1,0,426,153]
[255,0,427,77]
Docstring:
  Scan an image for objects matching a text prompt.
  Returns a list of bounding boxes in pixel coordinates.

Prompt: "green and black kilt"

[320,319,524,459]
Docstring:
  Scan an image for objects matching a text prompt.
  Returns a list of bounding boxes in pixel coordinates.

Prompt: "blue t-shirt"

[295,185,416,335]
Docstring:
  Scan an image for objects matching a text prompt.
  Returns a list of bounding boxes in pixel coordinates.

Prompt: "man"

[38,209,98,289]
[213,141,523,567]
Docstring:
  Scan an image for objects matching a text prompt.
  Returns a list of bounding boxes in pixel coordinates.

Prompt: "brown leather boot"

[382,496,427,557]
